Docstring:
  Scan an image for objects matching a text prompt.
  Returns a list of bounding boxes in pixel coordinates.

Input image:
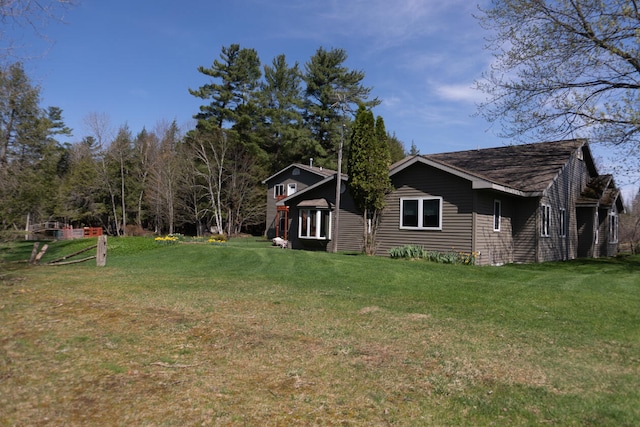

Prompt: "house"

[271,140,623,265]
[262,162,336,240]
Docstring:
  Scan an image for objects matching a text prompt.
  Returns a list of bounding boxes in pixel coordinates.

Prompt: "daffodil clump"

[154,235,180,244]
[207,234,227,245]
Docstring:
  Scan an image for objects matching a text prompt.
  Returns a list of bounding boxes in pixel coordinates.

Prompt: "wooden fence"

[30,235,107,266]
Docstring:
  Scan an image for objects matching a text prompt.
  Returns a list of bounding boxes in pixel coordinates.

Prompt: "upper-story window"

[274,184,285,198]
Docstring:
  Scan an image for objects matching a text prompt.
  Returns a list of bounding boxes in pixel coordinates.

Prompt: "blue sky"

[9,0,638,197]
[16,0,493,149]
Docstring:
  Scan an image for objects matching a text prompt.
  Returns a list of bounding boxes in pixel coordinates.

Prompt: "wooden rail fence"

[30,235,107,266]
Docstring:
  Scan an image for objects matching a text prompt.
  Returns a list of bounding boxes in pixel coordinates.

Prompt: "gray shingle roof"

[424,139,586,193]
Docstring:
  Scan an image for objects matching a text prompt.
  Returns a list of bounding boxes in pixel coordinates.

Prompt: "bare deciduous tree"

[477,0,640,179]
[1,0,75,61]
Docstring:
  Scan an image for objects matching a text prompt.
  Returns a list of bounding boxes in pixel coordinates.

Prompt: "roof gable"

[391,139,590,196]
[262,163,336,184]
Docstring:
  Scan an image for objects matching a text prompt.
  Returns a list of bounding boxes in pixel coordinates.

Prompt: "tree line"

[0,45,407,239]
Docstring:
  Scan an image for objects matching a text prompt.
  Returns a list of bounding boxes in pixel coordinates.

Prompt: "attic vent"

[292,168,300,176]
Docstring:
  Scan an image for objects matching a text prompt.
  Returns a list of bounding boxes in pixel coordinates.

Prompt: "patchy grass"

[1,237,639,425]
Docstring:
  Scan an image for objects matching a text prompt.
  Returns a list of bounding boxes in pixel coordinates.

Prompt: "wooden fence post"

[96,235,107,266]
[29,242,40,264]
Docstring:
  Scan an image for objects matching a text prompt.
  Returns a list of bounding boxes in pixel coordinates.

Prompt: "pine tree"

[257,54,312,173]
[303,47,378,168]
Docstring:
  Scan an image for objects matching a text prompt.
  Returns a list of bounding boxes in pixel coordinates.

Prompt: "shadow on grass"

[509,253,640,274]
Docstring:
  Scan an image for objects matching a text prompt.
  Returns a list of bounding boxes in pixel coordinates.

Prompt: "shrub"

[389,245,476,265]
[388,245,427,259]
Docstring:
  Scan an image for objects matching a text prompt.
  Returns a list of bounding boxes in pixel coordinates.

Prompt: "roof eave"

[472,181,541,197]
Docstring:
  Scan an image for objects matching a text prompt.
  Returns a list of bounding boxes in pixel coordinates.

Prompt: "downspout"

[472,191,477,264]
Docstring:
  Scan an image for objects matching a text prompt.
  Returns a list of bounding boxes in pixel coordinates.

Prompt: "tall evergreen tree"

[0,63,71,234]
[303,47,379,169]
[347,105,392,254]
[58,136,105,227]
[258,54,312,173]
[190,44,262,131]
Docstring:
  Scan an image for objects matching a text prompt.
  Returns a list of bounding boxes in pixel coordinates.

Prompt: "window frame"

[609,211,618,244]
[273,184,285,198]
[540,204,551,237]
[298,208,332,240]
[559,208,567,238]
[399,196,443,230]
[493,199,502,232]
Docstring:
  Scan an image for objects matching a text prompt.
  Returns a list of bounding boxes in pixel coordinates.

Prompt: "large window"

[493,200,501,232]
[400,197,442,230]
[299,209,331,240]
[540,204,550,237]
[609,211,618,243]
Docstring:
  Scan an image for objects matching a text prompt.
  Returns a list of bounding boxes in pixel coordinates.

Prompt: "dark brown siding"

[474,191,514,265]
[375,163,474,257]
[512,198,539,263]
[265,168,329,239]
[286,180,364,253]
[538,151,591,262]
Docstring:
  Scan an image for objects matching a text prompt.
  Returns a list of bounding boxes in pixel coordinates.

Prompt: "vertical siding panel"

[512,198,538,263]
[537,151,592,262]
[474,192,514,266]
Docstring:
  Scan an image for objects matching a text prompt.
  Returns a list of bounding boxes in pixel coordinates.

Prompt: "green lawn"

[1,237,639,426]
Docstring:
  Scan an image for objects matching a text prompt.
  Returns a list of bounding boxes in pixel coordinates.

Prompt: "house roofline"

[276,173,348,206]
[261,163,335,184]
[390,155,538,197]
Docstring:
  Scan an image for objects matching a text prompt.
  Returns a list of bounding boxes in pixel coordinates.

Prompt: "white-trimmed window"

[400,197,442,230]
[541,204,551,237]
[609,211,618,243]
[299,209,331,240]
[493,200,501,232]
[559,208,567,237]
[274,184,285,198]
[287,183,297,196]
